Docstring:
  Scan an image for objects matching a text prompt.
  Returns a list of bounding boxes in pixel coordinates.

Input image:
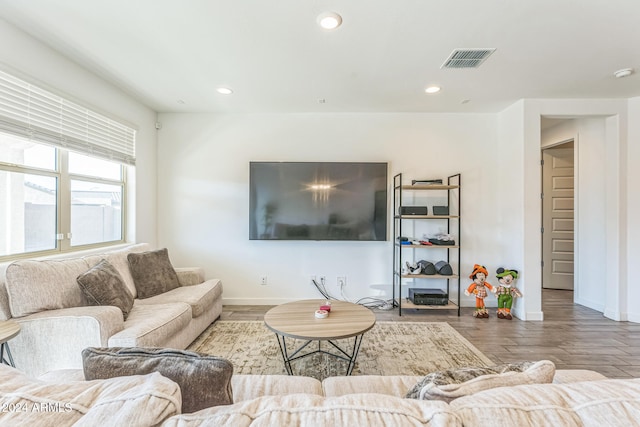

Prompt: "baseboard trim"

[626,312,640,324]
[604,309,627,322]
[223,297,308,305]
[575,297,605,313]
[522,311,544,321]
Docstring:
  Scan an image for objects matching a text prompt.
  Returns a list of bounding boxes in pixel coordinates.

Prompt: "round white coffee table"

[264,299,375,376]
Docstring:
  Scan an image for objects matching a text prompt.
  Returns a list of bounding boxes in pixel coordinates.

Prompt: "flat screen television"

[249,162,388,241]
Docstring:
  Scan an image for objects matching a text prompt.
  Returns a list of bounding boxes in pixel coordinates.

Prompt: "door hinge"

[541,227,544,233]
[540,159,544,166]
[541,260,544,268]
[541,192,544,199]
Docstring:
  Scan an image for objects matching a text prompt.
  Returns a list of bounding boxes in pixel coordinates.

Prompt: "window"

[0,69,135,259]
[0,134,126,258]
[69,153,123,247]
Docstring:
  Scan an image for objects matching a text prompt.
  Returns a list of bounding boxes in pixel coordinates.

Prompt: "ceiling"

[1,0,639,114]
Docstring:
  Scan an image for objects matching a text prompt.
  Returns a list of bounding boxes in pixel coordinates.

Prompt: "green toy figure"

[495,268,522,320]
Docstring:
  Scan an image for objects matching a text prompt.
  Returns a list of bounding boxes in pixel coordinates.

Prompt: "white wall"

[0,18,158,246]
[495,101,534,319]
[574,118,608,311]
[157,112,511,306]
[520,99,628,321]
[541,120,576,148]
[626,97,640,322]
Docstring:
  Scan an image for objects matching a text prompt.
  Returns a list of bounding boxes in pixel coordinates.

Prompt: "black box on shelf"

[432,206,449,215]
[400,206,428,215]
[409,288,449,305]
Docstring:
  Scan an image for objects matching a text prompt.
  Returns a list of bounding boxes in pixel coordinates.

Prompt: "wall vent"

[441,48,496,69]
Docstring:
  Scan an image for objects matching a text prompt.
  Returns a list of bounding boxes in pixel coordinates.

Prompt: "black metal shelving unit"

[392,173,461,316]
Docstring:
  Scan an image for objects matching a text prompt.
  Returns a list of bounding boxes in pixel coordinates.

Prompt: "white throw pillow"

[405,360,556,402]
[0,364,181,426]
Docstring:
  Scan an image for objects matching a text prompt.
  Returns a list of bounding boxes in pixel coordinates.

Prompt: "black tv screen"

[249,162,387,241]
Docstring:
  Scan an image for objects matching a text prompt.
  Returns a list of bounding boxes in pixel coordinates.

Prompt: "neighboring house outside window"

[0,133,126,259]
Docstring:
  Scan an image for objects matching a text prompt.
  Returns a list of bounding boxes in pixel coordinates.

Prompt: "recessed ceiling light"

[216,87,233,95]
[614,68,634,78]
[177,99,186,104]
[425,86,441,94]
[317,12,342,30]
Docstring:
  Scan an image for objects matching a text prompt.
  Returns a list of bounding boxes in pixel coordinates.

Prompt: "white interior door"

[542,144,575,290]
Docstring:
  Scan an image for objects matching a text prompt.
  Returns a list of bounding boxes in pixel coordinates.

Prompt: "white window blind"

[0,70,136,165]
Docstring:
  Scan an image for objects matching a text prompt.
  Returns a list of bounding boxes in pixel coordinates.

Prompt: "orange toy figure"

[464,264,495,318]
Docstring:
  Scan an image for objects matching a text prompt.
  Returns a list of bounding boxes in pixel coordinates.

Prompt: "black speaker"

[400,206,428,215]
[435,261,453,275]
[432,206,449,215]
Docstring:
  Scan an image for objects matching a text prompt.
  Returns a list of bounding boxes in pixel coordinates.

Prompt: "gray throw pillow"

[82,347,234,413]
[77,259,134,320]
[127,248,180,299]
[405,360,556,402]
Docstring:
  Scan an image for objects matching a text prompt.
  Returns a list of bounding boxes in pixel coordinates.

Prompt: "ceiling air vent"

[441,48,496,69]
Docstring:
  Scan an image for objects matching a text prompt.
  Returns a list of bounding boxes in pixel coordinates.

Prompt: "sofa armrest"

[10,306,124,377]
[175,267,205,286]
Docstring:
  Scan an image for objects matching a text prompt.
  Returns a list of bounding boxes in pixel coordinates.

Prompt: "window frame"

[0,140,127,261]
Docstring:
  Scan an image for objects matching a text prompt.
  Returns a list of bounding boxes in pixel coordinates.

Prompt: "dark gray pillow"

[77,259,134,320]
[82,347,234,413]
[127,248,180,299]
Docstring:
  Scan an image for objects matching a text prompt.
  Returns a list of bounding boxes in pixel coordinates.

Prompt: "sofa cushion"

[162,393,459,427]
[128,248,180,299]
[451,378,640,427]
[5,258,91,317]
[232,374,323,402]
[0,364,180,426]
[77,259,134,320]
[405,360,556,402]
[135,280,222,317]
[83,347,233,413]
[107,302,192,347]
[323,375,423,397]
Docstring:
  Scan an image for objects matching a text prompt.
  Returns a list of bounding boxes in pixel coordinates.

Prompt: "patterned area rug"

[188,321,492,380]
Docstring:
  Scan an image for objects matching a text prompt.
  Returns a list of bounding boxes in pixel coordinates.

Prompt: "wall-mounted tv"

[249,162,388,241]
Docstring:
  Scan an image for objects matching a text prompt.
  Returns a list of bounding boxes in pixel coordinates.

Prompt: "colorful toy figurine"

[495,268,522,320]
[464,264,494,318]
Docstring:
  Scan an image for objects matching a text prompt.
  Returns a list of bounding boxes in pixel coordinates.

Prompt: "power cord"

[312,279,395,311]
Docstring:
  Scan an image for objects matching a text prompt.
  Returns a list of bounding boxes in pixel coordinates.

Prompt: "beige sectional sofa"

[0,243,222,377]
[2,364,640,426]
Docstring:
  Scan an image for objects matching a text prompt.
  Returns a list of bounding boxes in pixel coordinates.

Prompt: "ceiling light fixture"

[425,86,441,94]
[614,68,634,78]
[216,87,233,95]
[317,12,342,30]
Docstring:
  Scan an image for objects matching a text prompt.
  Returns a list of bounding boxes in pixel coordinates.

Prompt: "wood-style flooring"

[221,289,640,378]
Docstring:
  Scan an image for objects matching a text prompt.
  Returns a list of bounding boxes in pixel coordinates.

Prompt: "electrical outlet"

[260,275,268,286]
[337,276,346,288]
